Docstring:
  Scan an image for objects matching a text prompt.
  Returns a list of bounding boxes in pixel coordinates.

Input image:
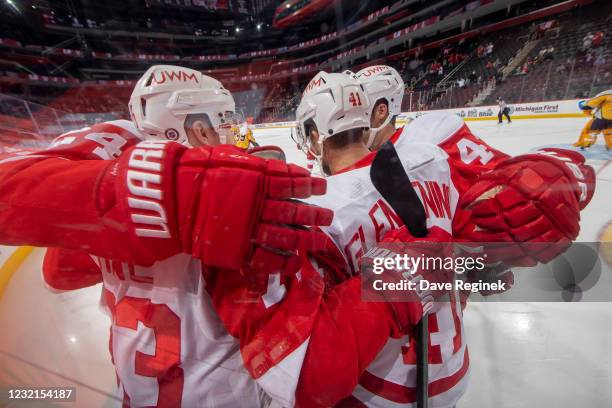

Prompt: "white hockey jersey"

[99,254,260,407]
[305,119,468,407]
[40,120,262,407]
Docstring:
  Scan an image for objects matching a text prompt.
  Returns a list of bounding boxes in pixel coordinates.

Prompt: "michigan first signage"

[398,99,584,123]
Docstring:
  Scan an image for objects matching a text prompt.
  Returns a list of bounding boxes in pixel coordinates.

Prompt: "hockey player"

[233,116,260,149]
[218,69,592,407]
[262,66,596,408]
[496,96,512,124]
[575,103,599,149]
[354,65,595,267]
[0,65,334,406]
[290,71,468,407]
[574,90,612,150]
[178,70,460,408]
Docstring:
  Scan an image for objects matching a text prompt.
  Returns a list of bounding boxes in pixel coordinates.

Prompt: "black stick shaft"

[370,142,429,408]
[416,317,429,408]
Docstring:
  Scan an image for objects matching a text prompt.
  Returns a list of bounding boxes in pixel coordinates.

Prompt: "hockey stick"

[370,141,429,408]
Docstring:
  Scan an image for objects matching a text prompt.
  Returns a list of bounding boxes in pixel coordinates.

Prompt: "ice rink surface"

[0,117,610,407]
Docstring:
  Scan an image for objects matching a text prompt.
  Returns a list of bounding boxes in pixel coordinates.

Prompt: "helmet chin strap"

[308,139,327,177]
[366,113,392,148]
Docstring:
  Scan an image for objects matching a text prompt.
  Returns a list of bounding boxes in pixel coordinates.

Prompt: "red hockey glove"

[100,140,333,274]
[247,145,287,162]
[362,226,454,333]
[454,148,595,266]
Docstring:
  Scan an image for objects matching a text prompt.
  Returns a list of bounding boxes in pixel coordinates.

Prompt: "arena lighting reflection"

[5,0,19,12]
[514,315,532,333]
[273,0,335,29]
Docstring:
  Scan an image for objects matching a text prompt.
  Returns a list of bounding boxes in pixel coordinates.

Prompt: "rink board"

[399,99,585,122]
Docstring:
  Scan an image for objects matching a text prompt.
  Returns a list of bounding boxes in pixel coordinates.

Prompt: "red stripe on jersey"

[389,127,403,144]
[357,348,469,403]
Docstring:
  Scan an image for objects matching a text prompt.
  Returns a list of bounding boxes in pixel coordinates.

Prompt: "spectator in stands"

[477,45,485,57]
[523,62,530,74]
[469,70,477,83]
[592,31,604,47]
[486,42,494,55]
[457,78,466,88]
[583,32,594,50]
[516,62,529,76]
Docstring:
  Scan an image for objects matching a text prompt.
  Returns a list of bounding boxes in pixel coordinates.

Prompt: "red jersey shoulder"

[48,120,143,160]
[397,112,509,184]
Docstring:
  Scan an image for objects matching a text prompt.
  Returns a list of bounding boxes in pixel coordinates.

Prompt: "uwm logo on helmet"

[358,65,388,78]
[306,76,326,92]
[152,70,199,85]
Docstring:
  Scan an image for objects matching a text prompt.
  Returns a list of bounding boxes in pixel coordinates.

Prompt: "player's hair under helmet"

[129,65,237,146]
[354,65,404,148]
[295,71,371,167]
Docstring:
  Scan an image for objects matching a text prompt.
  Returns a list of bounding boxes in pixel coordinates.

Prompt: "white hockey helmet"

[354,65,404,147]
[295,71,371,160]
[129,65,237,146]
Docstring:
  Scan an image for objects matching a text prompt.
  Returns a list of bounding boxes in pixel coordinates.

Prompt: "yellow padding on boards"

[0,246,35,300]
